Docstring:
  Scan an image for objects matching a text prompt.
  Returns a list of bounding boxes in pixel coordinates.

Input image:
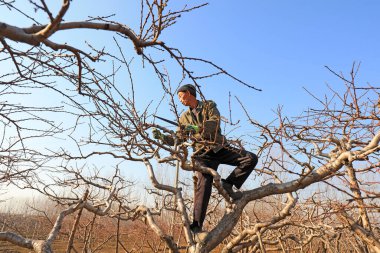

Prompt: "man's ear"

[187,90,194,98]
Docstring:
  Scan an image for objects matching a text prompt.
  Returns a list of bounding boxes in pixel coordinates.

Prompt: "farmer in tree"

[152,84,258,235]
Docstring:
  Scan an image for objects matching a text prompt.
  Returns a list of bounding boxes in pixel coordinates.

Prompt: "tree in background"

[0,1,380,253]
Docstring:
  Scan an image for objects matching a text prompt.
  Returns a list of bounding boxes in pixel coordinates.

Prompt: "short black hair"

[177,84,196,97]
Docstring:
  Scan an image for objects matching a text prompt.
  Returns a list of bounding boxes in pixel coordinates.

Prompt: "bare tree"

[236,63,380,253]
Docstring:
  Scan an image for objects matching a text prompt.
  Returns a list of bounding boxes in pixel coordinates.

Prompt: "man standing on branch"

[152,84,258,236]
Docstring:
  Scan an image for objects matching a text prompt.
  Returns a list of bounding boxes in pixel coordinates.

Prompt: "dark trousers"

[192,146,258,228]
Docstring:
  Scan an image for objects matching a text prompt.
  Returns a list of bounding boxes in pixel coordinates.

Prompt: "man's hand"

[184,124,200,133]
[152,128,164,140]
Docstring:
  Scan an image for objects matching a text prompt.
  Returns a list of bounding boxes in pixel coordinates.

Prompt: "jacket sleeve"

[206,101,221,122]
[161,114,187,146]
[202,101,221,139]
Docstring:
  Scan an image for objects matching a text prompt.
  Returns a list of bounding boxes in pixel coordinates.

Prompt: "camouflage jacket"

[163,100,227,152]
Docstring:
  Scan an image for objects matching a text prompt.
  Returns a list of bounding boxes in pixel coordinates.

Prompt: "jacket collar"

[187,100,203,112]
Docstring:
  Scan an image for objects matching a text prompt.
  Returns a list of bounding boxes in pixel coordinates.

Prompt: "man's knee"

[241,151,258,168]
[248,152,258,166]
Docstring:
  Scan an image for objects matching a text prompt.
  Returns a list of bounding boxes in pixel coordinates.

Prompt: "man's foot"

[221,180,243,200]
[190,223,201,233]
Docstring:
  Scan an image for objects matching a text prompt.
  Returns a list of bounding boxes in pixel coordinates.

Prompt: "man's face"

[178,91,192,106]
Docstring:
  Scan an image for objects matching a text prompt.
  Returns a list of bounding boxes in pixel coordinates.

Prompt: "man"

[153,84,258,235]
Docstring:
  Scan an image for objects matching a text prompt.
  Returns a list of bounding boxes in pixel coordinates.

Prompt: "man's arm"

[153,114,189,146]
[202,101,221,140]
[152,128,183,146]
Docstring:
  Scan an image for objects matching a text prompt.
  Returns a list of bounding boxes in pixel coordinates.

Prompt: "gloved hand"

[184,124,200,133]
[152,128,164,140]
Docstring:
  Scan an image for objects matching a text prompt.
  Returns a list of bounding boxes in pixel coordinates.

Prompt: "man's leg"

[191,157,219,230]
[216,147,258,189]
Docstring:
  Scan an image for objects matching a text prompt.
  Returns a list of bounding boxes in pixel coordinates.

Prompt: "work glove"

[152,128,164,140]
[184,124,200,134]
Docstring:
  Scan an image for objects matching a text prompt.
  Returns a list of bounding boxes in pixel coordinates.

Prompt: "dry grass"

[0,209,198,253]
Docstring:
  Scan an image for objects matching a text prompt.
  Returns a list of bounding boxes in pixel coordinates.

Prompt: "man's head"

[177,84,197,107]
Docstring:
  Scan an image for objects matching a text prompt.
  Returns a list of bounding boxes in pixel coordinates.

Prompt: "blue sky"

[152,1,380,141]
[165,1,380,112]
[3,1,380,124]
[2,1,380,198]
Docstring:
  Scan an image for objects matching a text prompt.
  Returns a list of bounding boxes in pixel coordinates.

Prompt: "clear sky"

[3,1,380,126]
[103,0,380,128]
[2,1,380,200]
[165,0,380,117]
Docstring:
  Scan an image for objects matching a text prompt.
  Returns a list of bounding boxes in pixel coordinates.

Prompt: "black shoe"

[190,225,208,243]
[221,180,242,200]
[190,224,202,233]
